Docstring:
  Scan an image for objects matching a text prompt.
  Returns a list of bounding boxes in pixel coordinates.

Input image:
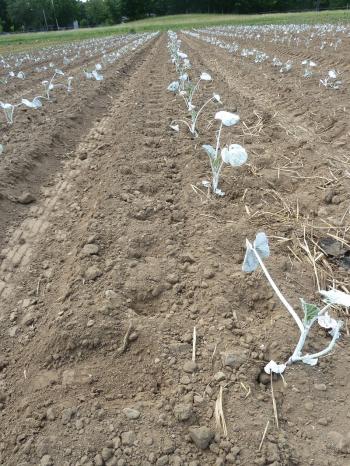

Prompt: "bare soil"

[0,32,349,466]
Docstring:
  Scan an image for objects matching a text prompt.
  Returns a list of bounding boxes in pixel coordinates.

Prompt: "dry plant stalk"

[215,385,228,437]
[270,373,279,429]
[258,419,270,452]
[192,326,197,362]
[117,321,134,355]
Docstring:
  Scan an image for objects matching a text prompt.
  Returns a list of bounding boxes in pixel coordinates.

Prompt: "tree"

[105,0,122,23]
[85,0,109,25]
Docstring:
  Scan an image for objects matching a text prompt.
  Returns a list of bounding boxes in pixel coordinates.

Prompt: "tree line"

[0,0,348,32]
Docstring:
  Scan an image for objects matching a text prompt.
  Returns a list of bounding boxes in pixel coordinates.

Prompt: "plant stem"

[249,242,304,333]
[189,78,201,104]
[215,121,223,158]
[288,303,333,363]
[191,96,214,134]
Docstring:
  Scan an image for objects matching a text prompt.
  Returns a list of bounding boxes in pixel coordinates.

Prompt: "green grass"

[1,10,350,54]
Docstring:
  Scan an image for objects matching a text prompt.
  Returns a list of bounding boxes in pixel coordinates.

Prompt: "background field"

[1,10,350,54]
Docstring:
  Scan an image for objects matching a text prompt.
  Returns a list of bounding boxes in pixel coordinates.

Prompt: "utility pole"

[43,9,48,31]
[51,0,59,30]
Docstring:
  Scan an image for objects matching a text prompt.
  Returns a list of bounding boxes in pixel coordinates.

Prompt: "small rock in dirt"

[8,326,18,337]
[156,455,169,466]
[94,454,104,466]
[183,361,197,373]
[85,265,102,281]
[318,418,329,426]
[123,408,140,420]
[0,357,9,371]
[101,447,114,461]
[106,458,118,466]
[328,431,350,453]
[0,390,7,403]
[40,455,53,466]
[203,268,215,279]
[179,375,191,385]
[188,426,214,449]
[17,192,36,204]
[81,244,99,257]
[121,431,135,446]
[213,371,226,382]
[258,372,271,385]
[314,383,327,391]
[46,407,57,421]
[221,349,248,369]
[174,403,193,422]
[304,401,314,411]
[22,312,35,326]
[166,273,179,284]
[129,332,138,341]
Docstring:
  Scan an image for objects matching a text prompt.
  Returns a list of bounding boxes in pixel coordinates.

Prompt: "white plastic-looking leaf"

[200,72,212,81]
[302,356,318,366]
[215,188,225,196]
[318,312,338,331]
[242,232,269,273]
[202,144,216,160]
[170,124,179,132]
[320,289,350,307]
[0,102,15,124]
[167,81,180,92]
[21,97,42,109]
[92,70,103,81]
[215,111,240,127]
[264,360,286,374]
[221,144,247,167]
[213,93,222,104]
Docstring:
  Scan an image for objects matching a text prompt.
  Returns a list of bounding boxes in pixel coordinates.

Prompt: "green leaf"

[301,299,320,324]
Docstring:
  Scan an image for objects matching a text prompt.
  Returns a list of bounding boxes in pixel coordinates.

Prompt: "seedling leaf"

[202,144,216,160]
[301,300,320,324]
[242,232,269,273]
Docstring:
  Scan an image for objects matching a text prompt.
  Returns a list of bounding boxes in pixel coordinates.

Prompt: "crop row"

[166,29,348,378]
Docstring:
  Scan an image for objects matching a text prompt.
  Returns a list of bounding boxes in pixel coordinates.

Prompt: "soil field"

[0,28,349,466]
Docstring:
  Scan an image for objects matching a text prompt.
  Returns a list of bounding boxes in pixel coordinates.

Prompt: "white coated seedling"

[202,111,247,196]
[242,232,344,374]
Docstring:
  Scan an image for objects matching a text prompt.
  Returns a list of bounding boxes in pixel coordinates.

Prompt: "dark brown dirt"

[0,31,349,466]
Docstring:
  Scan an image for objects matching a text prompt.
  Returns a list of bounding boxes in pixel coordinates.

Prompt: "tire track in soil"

[0,35,157,252]
[0,32,348,466]
[0,33,230,466]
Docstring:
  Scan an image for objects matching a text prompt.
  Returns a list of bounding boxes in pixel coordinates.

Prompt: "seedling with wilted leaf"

[301,59,317,78]
[0,102,15,124]
[320,69,342,89]
[202,111,247,196]
[242,232,344,375]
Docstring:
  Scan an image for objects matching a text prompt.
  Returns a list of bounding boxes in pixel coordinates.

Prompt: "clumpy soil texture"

[0,31,349,466]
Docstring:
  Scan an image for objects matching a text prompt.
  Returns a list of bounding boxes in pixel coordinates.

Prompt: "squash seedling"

[202,111,247,195]
[242,232,344,375]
